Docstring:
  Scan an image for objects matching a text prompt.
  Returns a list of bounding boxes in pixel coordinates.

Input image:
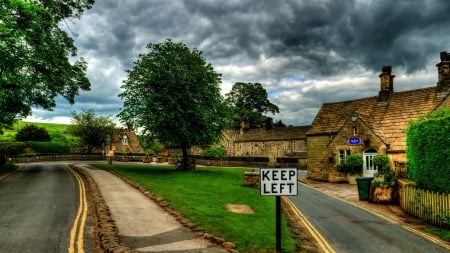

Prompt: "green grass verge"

[0,162,16,176]
[424,226,450,241]
[92,164,299,252]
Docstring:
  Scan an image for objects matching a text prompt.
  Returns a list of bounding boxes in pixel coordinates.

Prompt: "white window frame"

[339,150,351,165]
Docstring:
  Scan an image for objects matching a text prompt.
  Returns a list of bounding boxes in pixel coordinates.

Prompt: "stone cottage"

[224,123,309,167]
[106,129,144,154]
[307,51,450,181]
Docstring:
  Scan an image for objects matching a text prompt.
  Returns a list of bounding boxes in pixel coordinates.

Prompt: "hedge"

[406,108,450,193]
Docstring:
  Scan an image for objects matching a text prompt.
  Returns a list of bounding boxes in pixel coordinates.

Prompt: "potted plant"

[370,154,398,203]
[345,155,363,184]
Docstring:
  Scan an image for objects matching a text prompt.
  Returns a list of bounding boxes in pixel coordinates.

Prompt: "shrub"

[346,154,363,174]
[373,154,391,174]
[202,146,227,159]
[26,141,71,154]
[406,108,450,193]
[15,125,51,142]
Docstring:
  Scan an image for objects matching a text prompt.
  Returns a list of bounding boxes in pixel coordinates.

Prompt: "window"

[293,141,297,151]
[353,127,358,136]
[121,135,128,145]
[339,150,351,165]
[261,142,266,149]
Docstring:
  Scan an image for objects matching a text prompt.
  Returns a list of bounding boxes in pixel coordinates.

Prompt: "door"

[363,149,377,177]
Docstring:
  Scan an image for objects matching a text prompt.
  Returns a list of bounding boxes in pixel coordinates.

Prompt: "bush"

[346,154,363,174]
[15,125,51,142]
[373,154,391,174]
[406,108,450,193]
[202,146,227,159]
[26,141,71,154]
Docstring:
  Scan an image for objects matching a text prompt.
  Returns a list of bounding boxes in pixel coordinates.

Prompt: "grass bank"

[92,164,299,252]
[0,162,16,177]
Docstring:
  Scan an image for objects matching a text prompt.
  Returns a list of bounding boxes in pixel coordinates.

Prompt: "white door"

[363,149,377,177]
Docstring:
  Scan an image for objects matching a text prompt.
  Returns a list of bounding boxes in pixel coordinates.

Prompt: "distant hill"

[0,121,80,146]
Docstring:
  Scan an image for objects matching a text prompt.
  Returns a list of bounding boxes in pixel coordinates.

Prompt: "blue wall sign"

[348,137,361,145]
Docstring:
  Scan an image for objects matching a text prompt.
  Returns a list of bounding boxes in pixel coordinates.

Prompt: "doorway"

[363,149,377,177]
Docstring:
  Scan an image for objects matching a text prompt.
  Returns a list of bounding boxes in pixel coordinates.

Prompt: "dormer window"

[121,135,129,145]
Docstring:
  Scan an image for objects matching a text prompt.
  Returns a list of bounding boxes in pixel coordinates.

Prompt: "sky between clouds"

[27,0,450,126]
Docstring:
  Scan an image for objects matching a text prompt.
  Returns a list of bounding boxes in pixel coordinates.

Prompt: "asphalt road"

[0,163,94,253]
[288,183,449,253]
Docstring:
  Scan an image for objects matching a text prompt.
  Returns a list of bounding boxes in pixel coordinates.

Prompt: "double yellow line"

[284,198,336,253]
[68,166,87,253]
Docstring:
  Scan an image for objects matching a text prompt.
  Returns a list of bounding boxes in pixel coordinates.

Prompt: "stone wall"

[243,172,260,188]
[306,135,330,180]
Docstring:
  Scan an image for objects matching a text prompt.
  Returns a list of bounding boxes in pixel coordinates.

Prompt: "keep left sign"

[260,168,298,196]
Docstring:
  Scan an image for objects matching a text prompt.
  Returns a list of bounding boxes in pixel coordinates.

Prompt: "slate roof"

[235,125,309,142]
[307,86,449,151]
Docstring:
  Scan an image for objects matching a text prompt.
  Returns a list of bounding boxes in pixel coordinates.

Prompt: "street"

[0,163,94,253]
[288,182,449,253]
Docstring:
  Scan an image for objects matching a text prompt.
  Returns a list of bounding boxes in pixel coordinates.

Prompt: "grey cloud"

[27,0,450,126]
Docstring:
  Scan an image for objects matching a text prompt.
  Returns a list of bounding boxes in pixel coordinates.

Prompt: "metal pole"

[276,195,281,252]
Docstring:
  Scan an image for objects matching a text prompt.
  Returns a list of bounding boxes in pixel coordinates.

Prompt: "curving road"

[0,163,94,253]
[288,183,449,253]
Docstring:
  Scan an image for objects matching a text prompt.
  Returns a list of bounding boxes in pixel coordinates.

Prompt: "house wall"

[307,135,330,181]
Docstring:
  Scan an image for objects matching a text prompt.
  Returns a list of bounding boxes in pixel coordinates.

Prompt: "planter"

[369,186,397,203]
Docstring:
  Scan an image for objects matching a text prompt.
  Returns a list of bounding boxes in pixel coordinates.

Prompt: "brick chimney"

[240,120,250,134]
[436,51,450,95]
[378,66,395,104]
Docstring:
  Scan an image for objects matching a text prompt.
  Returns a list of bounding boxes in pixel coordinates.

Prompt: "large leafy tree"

[225,82,279,129]
[118,39,230,170]
[0,0,94,132]
[68,109,115,153]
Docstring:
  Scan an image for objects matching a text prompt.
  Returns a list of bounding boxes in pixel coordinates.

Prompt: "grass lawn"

[92,164,299,252]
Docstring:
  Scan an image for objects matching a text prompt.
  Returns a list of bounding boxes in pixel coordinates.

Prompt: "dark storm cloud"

[29,0,450,126]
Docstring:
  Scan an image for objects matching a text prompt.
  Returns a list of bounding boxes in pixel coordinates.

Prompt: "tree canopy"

[68,109,115,153]
[0,0,94,132]
[225,82,279,129]
[118,39,230,170]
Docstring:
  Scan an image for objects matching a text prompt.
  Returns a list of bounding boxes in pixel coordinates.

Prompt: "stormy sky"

[27,0,450,126]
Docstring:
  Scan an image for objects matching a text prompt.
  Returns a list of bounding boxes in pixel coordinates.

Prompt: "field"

[92,164,299,252]
[0,121,80,146]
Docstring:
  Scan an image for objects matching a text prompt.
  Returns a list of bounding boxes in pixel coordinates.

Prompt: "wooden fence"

[403,185,450,228]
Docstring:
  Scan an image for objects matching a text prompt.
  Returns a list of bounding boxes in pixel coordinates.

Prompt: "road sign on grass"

[260,168,298,196]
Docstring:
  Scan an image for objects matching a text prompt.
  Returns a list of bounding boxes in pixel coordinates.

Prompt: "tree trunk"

[180,146,195,171]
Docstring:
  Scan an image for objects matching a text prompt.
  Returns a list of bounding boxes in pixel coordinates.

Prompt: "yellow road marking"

[284,198,336,253]
[68,166,87,253]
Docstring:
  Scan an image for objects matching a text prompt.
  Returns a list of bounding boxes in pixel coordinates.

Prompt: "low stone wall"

[243,171,260,188]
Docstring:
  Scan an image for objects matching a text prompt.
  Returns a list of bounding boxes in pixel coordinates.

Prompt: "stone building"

[221,123,309,167]
[103,129,144,154]
[307,51,450,181]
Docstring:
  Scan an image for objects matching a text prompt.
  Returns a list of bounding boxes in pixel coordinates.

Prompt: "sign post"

[260,168,298,252]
